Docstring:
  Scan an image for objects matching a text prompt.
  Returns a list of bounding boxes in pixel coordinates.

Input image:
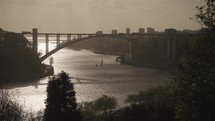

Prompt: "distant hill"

[68,37,130,56]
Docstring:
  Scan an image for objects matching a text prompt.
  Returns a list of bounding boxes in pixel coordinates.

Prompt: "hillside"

[68,37,130,56]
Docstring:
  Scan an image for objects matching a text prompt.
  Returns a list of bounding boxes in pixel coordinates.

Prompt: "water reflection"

[6,46,170,111]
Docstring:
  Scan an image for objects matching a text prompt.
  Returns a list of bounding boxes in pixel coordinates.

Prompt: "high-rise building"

[126,28,130,34]
[112,29,118,34]
[165,28,177,34]
[139,28,145,34]
[147,27,155,34]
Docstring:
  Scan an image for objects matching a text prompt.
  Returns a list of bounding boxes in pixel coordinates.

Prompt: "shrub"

[0,90,24,121]
[80,95,117,121]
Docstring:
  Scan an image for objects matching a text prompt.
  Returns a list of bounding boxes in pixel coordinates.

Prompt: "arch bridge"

[22,28,179,64]
[22,29,134,62]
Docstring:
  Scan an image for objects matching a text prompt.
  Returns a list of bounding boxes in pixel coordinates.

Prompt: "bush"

[119,86,175,121]
[169,1,215,120]
[80,95,117,121]
[0,90,24,121]
[80,87,175,121]
[25,110,44,121]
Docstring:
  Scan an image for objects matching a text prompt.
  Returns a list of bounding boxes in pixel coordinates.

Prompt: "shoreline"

[0,64,54,89]
[67,47,175,71]
[116,56,175,72]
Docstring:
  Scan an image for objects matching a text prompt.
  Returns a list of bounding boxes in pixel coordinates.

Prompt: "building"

[147,27,155,34]
[139,28,145,34]
[112,29,118,34]
[126,28,130,34]
[165,28,177,34]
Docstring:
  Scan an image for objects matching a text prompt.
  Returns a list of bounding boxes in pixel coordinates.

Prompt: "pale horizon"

[0,0,204,33]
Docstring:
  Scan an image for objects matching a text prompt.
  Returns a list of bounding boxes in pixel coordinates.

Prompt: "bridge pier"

[32,28,38,53]
[78,35,82,39]
[129,40,133,59]
[171,35,176,61]
[165,29,177,62]
[166,37,171,59]
[158,38,163,54]
[45,34,49,54]
[67,34,71,41]
[56,34,60,47]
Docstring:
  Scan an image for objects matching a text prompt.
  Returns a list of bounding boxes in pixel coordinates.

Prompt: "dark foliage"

[196,0,215,30]
[0,90,24,121]
[44,71,81,121]
[170,30,215,121]
[113,103,175,121]
[80,87,175,121]
[80,95,117,121]
[169,0,215,120]
[0,90,44,121]
[118,86,175,121]
[0,28,46,83]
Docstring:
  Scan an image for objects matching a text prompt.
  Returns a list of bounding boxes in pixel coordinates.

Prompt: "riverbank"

[0,64,54,89]
[0,28,55,88]
[91,49,175,71]
[116,56,175,72]
[68,48,175,71]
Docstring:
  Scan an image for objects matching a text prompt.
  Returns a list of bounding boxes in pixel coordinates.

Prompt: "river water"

[8,42,170,112]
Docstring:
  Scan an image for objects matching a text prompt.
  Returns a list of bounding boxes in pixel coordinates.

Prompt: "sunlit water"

[7,42,170,112]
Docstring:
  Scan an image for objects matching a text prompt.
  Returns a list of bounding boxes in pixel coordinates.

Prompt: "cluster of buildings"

[125,27,156,34]
[96,27,198,35]
[96,27,156,35]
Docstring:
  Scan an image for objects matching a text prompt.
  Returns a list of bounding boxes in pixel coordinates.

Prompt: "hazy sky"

[0,0,204,33]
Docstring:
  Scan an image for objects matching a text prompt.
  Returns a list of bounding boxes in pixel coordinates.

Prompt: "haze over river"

[8,42,170,112]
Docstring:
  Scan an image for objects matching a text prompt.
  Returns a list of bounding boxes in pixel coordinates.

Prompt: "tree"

[169,0,215,120]
[0,28,46,82]
[79,95,117,121]
[196,0,215,30]
[94,95,117,114]
[44,71,81,121]
[0,90,24,121]
[123,87,175,121]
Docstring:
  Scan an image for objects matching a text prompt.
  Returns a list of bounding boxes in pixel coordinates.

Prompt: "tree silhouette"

[0,28,46,82]
[94,95,117,115]
[196,0,215,30]
[44,71,81,121]
[79,95,117,121]
[0,90,24,121]
[169,0,215,120]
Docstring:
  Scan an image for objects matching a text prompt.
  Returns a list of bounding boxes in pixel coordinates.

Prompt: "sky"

[0,0,204,33]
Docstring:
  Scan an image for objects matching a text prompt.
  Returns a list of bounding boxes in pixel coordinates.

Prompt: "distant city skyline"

[0,0,204,33]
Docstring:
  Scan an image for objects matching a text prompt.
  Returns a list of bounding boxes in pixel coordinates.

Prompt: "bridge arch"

[39,35,133,62]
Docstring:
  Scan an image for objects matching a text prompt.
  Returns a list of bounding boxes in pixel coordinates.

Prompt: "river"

[8,42,170,112]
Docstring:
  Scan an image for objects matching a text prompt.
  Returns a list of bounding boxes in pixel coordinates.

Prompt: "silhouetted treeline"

[79,86,175,121]
[0,28,47,84]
